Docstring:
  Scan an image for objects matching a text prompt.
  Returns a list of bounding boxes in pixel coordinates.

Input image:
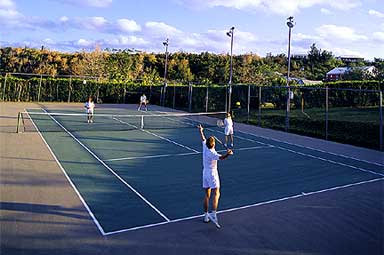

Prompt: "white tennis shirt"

[85,101,95,113]
[202,140,220,172]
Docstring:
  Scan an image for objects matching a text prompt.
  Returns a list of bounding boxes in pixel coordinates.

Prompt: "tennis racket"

[217,119,224,128]
[213,136,228,150]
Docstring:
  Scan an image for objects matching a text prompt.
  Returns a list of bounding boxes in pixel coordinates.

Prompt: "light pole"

[226,27,234,113]
[162,38,169,106]
[285,16,295,131]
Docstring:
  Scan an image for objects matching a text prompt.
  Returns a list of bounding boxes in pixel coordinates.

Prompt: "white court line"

[113,117,199,153]
[209,127,383,177]
[42,110,171,224]
[103,177,384,236]
[218,177,384,214]
[105,145,271,162]
[237,129,384,168]
[27,110,106,236]
[146,114,383,176]
[105,151,199,162]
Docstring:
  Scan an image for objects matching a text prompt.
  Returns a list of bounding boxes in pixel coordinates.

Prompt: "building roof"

[326,66,376,76]
[326,67,349,75]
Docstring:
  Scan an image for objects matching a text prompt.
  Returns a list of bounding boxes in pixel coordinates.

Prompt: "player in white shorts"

[138,94,148,111]
[198,124,233,225]
[224,112,234,148]
[84,96,95,123]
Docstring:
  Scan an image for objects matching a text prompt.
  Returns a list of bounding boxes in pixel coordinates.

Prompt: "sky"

[1,0,384,60]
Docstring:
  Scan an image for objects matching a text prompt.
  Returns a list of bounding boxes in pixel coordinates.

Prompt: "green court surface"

[25,107,384,235]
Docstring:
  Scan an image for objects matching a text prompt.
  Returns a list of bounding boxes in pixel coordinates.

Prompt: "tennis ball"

[236,101,241,106]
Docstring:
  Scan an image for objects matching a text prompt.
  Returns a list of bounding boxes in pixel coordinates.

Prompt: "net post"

[140,115,144,129]
[16,112,21,133]
[16,111,25,133]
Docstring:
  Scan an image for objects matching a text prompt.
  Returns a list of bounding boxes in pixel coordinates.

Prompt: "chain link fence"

[1,73,382,151]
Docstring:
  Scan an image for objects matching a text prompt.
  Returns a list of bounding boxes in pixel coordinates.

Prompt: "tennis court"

[16,104,384,236]
[2,102,384,255]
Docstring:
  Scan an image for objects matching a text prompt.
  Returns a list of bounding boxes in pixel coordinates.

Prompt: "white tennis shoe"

[203,213,210,223]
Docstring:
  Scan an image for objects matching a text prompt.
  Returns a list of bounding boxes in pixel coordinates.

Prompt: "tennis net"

[16,110,226,133]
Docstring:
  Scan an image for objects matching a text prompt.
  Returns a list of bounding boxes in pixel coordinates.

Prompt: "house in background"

[336,56,364,63]
[326,67,349,80]
[326,66,376,81]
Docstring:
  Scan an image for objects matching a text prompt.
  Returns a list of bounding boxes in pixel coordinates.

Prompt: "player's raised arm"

[198,124,206,141]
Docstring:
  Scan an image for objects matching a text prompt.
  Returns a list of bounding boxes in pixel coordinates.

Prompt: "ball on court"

[236,101,241,106]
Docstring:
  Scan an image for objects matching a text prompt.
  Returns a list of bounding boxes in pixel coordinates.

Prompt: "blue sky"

[1,0,383,60]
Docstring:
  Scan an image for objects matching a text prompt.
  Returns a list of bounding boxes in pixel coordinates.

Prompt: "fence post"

[37,74,42,102]
[205,86,209,112]
[188,83,193,112]
[149,85,152,102]
[258,86,262,126]
[3,73,8,101]
[325,86,329,140]
[160,87,163,106]
[173,85,176,109]
[162,83,167,106]
[247,85,250,123]
[68,75,72,103]
[380,91,383,151]
[225,85,228,113]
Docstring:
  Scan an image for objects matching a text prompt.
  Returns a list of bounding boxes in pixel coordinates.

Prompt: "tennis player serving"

[84,96,95,123]
[198,124,233,228]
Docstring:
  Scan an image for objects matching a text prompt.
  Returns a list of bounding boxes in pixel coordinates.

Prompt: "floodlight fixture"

[226,27,235,112]
[285,16,295,131]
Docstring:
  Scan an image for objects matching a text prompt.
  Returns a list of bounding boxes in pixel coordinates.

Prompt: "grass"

[232,106,382,150]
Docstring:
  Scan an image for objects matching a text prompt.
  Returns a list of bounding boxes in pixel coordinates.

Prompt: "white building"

[326,66,376,81]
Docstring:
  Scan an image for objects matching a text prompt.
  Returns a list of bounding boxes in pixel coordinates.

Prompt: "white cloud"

[145,21,181,37]
[59,16,69,22]
[294,33,321,41]
[115,35,149,46]
[373,31,384,42]
[77,38,94,47]
[116,19,141,32]
[368,9,384,18]
[84,16,107,29]
[320,8,332,15]
[316,24,367,41]
[0,0,15,9]
[327,47,363,57]
[177,0,360,15]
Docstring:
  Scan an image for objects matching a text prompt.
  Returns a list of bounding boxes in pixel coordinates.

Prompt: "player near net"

[224,112,234,148]
[198,124,233,228]
[138,93,148,111]
[84,96,95,123]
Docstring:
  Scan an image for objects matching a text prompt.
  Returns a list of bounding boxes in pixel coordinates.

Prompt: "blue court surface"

[23,107,384,236]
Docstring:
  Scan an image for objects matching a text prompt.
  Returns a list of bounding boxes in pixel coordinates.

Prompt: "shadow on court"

[1,202,89,220]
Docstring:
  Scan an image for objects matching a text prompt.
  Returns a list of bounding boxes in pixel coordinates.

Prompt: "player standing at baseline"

[224,112,234,148]
[138,94,148,111]
[198,124,233,227]
[84,96,95,123]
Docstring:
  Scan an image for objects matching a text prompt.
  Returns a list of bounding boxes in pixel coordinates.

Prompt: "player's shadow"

[0,202,88,220]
